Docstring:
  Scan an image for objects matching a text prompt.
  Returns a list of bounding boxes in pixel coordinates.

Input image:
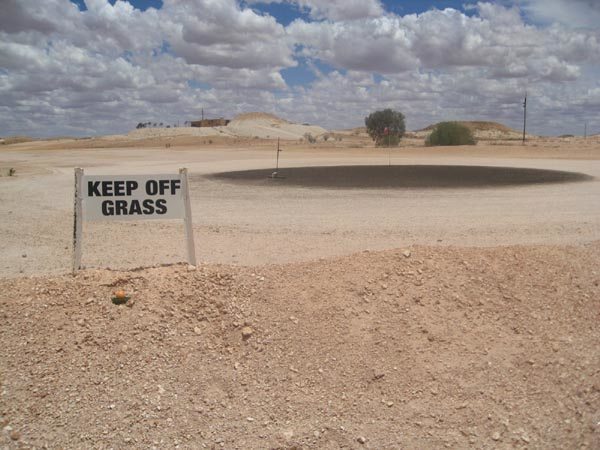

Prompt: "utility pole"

[201,108,204,121]
[584,122,587,139]
[522,94,527,144]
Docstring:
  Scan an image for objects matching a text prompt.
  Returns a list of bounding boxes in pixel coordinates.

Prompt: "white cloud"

[163,0,295,69]
[288,3,600,78]
[0,1,599,137]
[521,0,600,29]
[246,0,384,21]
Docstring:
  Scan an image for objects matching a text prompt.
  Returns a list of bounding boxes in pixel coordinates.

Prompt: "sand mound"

[231,112,288,123]
[116,112,327,141]
[420,121,515,133]
[413,121,529,141]
[227,112,327,140]
[122,126,234,140]
[1,136,36,145]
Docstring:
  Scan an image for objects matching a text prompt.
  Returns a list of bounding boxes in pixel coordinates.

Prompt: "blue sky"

[1,0,600,137]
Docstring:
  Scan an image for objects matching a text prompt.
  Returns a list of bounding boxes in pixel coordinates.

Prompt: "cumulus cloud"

[163,0,295,69]
[521,0,600,29]
[0,0,599,137]
[246,0,384,21]
[288,3,600,79]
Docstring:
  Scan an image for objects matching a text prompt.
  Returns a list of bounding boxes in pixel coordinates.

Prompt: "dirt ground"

[1,136,599,448]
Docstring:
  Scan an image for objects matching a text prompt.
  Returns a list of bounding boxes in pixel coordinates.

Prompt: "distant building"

[190,118,230,127]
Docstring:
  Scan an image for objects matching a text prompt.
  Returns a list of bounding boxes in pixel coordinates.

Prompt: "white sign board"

[82,174,185,221]
[73,168,196,271]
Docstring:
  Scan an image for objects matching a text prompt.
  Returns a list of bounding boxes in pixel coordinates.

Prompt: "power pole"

[522,94,527,144]
[201,108,204,121]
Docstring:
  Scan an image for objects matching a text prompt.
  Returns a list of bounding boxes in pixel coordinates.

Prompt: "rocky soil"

[1,243,599,449]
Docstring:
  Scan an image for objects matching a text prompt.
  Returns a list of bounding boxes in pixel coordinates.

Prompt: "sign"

[82,174,184,221]
[73,168,196,271]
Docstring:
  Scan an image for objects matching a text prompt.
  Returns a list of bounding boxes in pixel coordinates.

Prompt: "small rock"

[194,326,202,335]
[241,326,253,340]
[187,265,196,271]
[357,436,367,444]
[125,298,135,308]
[313,431,320,439]
[491,431,501,441]
[9,430,21,441]
[386,401,394,407]
[77,318,85,326]
[282,430,294,440]
[402,250,411,258]
[21,253,27,258]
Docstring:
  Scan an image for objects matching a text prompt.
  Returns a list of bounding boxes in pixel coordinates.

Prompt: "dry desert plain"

[0,126,599,449]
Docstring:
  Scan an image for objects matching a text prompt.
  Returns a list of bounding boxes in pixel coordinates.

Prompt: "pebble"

[10,430,21,441]
[403,250,411,258]
[21,253,27,258]
[357,436,367,444]
[491,431,501,441]
[194,326,202,335]
[241,326,254,340]
[187,265,196,271]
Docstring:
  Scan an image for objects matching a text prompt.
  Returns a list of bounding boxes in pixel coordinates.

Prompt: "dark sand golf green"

[208,165,593,189]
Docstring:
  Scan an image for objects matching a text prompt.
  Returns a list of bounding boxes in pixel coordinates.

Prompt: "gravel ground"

[0,139,599,449]
[1,141,599,276]
[1,244,599,449]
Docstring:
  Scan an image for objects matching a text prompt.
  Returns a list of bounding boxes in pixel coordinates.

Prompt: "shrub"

[304,133,316,144]
[365,109,405,146]
[376,134,400,147]
[426,122,476,146]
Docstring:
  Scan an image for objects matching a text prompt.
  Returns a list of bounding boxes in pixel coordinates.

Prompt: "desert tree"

[364,109,405,146]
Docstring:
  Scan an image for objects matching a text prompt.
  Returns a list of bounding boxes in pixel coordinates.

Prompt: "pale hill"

[227,112,326,140]
[230,112,288,123]
[419,121,514,133]
[123,112,326,141]
[414,121,531,140]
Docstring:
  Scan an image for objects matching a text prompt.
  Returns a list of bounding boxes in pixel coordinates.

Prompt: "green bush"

[426,122,476,146]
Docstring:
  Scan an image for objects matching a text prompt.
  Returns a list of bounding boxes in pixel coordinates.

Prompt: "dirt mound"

[413,121,529,141]
[420,121,515,133]
[1,136,35,145]
[1,243,598,448]
[227,112,327,140]
[231,112,288,124]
